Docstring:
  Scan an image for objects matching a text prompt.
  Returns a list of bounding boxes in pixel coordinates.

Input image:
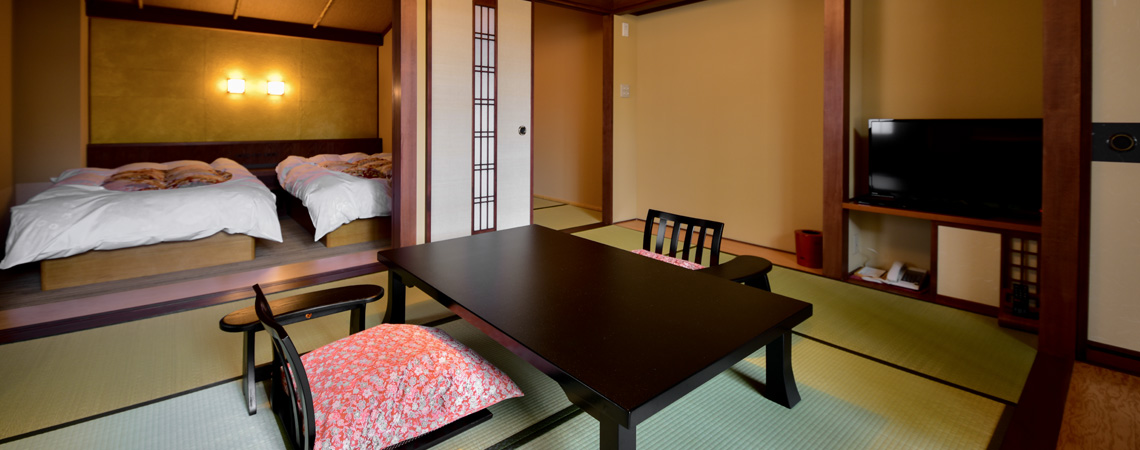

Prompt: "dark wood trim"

[1086,342,1140,377]
[85,1,384,46]
[0,261,386,344]
[425,0,434,243]
[843,203,1042,234]
[932,295,1000,318]
[1039,0,1091,359]
[530,4,536,226]
[393,0,419,248]
[559,222,610,235]
[612,0,707,16]
[530,0,611,15]
[87,138,382,170]
[821,0,850,280]
[602,15,615,225]
[999,353,1073,449]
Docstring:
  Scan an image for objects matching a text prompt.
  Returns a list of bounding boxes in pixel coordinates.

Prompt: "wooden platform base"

[323,217,390,247]
[40,233,255,290]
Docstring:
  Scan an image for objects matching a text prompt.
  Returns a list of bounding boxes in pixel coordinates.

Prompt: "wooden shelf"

[842,202,1042,233]
[847,273,931,301]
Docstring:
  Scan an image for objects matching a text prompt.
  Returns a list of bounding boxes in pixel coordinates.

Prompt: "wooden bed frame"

[35,139,387,290]
[41,232,254,290]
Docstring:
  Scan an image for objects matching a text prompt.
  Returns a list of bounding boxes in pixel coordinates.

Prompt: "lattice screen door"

[472,0,497,233]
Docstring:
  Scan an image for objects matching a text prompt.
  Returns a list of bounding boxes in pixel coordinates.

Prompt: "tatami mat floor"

[0,224,1040,449]
[532,197,601,231]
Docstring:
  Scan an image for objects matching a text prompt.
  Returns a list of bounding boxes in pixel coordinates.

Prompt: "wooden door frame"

[393,0,418,248]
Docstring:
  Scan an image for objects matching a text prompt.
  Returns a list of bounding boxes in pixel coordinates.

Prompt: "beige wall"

[90,18,377,145]
[13,0,86,185]
[633,0,824,251]
[1089,0,1140,353]
[533,3,602,210]
[859,0,1042,122]
[612,15,637,221]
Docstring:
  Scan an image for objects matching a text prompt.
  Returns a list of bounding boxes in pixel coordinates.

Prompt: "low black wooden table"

[377,225,812,450]
[219,284,384,415]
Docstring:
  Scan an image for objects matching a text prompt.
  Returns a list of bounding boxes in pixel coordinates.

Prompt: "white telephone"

[886,261,906,282]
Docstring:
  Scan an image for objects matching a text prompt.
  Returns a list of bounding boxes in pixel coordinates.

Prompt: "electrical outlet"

[620,84,630,98]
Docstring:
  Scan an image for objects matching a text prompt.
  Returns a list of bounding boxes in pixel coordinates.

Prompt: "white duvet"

[276,153,392,242]
[0,158,282,269]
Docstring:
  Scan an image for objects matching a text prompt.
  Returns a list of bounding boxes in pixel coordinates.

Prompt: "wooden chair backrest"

[642,209,725,266]
[253,284,316,450]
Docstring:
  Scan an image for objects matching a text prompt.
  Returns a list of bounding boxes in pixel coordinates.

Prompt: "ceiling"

[87,0,396,37]
[86,0,703,46]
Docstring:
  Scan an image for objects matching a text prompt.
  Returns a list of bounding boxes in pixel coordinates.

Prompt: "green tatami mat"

[0,272,455,441]
[0,319,572,450]
[573,225,1036,403]
[521,335,1005,450]
[771,267,1035,403]
[0,379,283,450]
[532,197,564,209]
[533,205,602,230]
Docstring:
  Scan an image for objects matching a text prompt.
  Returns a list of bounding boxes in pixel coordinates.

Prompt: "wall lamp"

[227,78,246,94]
[267,81,285,96]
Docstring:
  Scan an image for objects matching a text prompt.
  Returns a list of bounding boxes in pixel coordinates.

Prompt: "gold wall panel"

[90,18,377,144]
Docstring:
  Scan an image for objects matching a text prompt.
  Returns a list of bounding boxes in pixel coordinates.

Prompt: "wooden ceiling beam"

[85,0,383,46]
[528,0,705,16]
[611,0,706,16]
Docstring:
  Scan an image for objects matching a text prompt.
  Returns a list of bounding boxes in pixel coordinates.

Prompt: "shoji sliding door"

[430,0,531,241]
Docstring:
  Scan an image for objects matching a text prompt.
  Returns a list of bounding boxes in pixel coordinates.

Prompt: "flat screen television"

[859,118,1043,221]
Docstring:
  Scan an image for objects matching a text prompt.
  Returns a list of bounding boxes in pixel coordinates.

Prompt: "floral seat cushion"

[631,248,705,270]
[300,324,523,449]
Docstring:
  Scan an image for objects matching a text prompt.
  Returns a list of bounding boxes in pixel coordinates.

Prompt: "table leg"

[764,331,801,408]
[384,271,406,324]
[744,274,771,292]
[243,330,257,415]
[600,420,636,450]
[350,305,365,334]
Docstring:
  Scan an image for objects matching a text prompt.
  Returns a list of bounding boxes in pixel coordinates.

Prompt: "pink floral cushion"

[300,324,523,449]
[631,248,705,270]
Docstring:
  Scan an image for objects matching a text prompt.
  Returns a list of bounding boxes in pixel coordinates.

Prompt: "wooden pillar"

[602,14,614,225]
[393,0,419,247]
[821,0,850,280]
[1039,0,1091,360]
[1000,1,1089,448]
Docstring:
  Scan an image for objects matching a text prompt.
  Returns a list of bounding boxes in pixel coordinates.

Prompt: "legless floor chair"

[637,209,774,291]
[252,284,523,449]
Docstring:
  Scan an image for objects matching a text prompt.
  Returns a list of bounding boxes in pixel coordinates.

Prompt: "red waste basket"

[795,230,823,268]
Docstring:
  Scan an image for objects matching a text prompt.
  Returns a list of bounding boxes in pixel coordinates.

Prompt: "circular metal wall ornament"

[518,126,527,136]
[1108,133,1136,152]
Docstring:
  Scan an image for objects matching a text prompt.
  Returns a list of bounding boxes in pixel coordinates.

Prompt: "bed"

[276,153,393,247]
[1,158,282,290]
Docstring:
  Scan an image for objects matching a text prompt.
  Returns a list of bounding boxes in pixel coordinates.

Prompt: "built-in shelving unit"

[841,202,1042,234]
[842,201,1042,325]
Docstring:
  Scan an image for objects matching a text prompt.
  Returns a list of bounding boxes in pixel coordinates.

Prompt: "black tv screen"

[864,118,1043,220]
